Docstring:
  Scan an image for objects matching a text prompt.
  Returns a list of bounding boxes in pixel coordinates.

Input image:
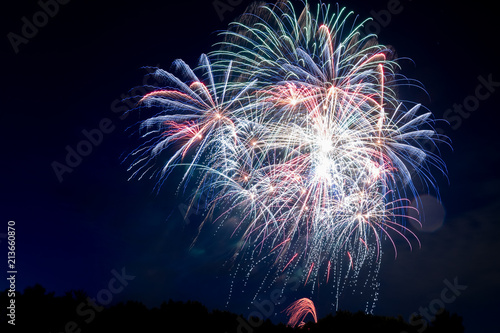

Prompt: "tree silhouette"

[1,285,464,332]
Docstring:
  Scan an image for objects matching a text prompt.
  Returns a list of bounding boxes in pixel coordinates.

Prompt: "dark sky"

[1,0,499,332]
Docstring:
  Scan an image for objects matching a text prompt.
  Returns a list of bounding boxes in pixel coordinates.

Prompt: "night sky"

[1,0,499,332]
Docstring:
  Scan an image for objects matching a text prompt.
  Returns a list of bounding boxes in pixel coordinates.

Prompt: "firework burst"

[127,0,446,311]
[285,298,318,328]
